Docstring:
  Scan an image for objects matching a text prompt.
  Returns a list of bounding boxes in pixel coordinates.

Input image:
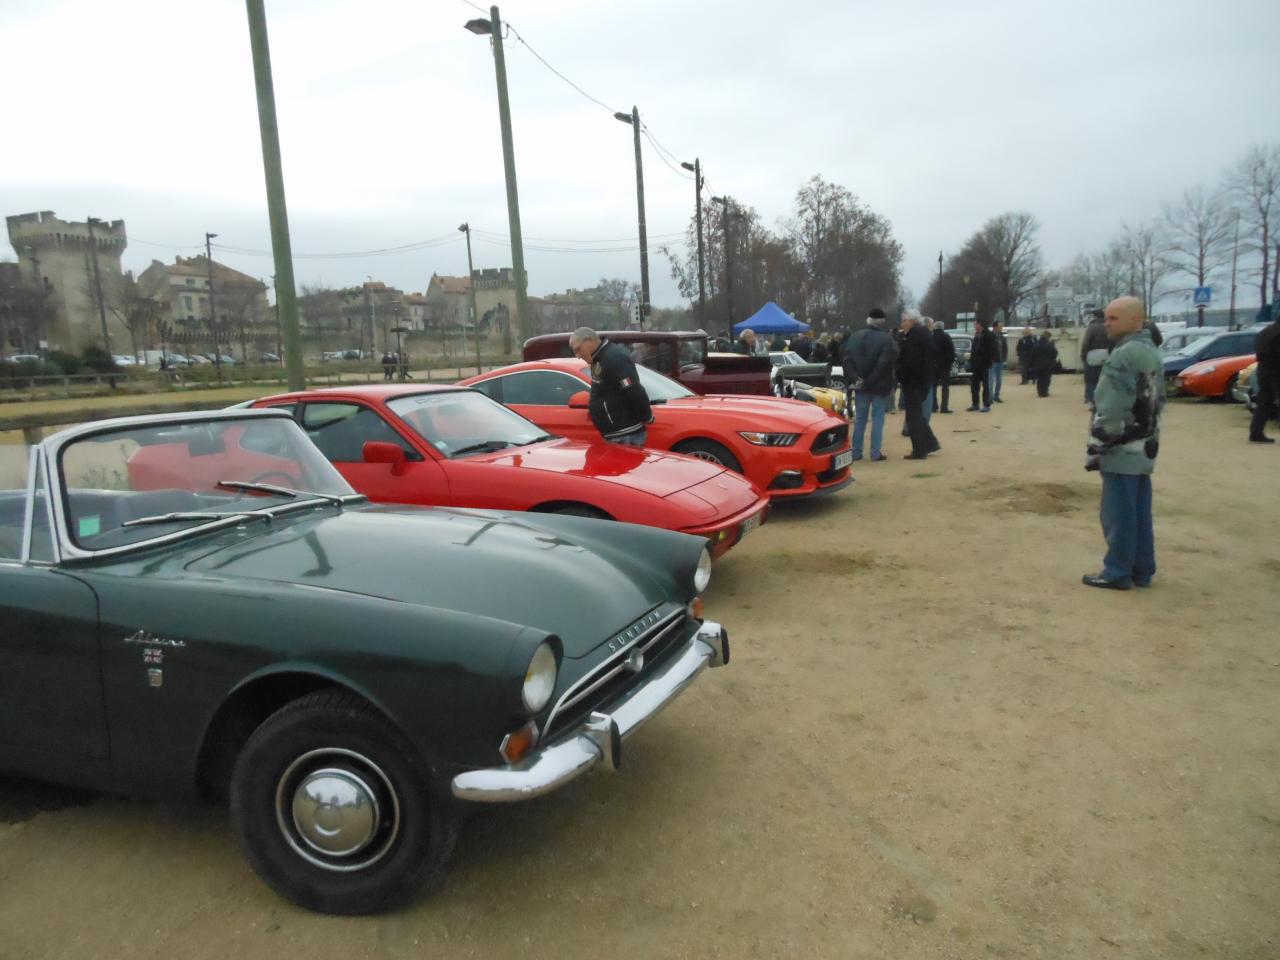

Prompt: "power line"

[504,23,620,117]
[471,226,685,245]
[210,233,463,260]
[642,127,694,181]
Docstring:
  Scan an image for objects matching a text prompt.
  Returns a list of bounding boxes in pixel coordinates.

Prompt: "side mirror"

[568,390,590,409]
[363,441,407,469]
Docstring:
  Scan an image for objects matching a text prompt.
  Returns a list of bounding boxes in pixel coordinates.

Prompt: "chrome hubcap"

[688,451,724,465]
[275,748,401,872]
[292,768,379,857]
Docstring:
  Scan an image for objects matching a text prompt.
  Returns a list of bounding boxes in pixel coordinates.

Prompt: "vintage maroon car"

[249,385,768,558]
[459,359,853,500]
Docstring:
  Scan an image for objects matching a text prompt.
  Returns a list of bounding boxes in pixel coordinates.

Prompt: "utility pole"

[85,217,112,353]
[681,158,706,322]
[613,107,650,328]
[465,7,529,348]
[365,277,378,352]
[245,0,304,391]
[205,231,223,379]
[712,196,736,330]
[937,251,944,328]
[459,223,481,374]
[1228,209,1241,329]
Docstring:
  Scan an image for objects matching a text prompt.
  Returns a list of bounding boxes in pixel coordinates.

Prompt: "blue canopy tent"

[733,302,809,336]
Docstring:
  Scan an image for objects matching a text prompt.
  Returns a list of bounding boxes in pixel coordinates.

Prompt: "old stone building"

[5,210,127,352]
[138,256,269,358]
[425,267,517,332]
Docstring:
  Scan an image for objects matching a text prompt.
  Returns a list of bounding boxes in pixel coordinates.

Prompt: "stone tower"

[6,210,128,352]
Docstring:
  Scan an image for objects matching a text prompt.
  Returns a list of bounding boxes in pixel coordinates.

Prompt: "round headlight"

[521,642,557,713]
[693,547,712,594]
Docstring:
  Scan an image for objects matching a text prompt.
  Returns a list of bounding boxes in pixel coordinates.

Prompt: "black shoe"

[939,409,953,414]
[965,405,979,411]
[1081,574,1132,591]
[904,453,928,460]
[994,398,1003,403]
[1249,435,1275,444]
[927,443,941,454]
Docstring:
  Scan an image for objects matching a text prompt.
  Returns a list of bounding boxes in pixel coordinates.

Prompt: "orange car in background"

[1174,353,1257,400]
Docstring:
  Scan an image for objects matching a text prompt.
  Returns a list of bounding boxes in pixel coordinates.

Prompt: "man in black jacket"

[1032,330,1059,397]
[931,319,956,413]
[967,317,995,411]
[896,308,940,459]
[570,327,653,446]
[842,308,897,461]
[1016,327,1036,384]
[1249,316,1280,443]
[1080,309,1109,404]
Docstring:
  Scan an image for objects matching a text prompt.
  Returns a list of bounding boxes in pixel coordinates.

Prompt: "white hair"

[569,326,599,346]
[902,308,922,323]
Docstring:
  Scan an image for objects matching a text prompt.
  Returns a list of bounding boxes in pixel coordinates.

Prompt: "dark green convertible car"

[0,409,729,914]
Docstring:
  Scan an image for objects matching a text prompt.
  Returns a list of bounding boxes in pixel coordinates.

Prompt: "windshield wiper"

[216,480,354,507]
[516,434,557,446]
[123,510,268,528]
[451,440,515,457]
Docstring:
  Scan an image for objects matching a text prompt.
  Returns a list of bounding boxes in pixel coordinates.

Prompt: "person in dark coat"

[990,320,1009,402]
[842,308,897,461]
[967,317,995,411]
[792,332,812,361]
[1080,309,1110,404]
[1249,316,1280,443]
[1016,327,1036,384]
[895,308,940,459]
[931,319,956,413]
[1032,330,1059,397]
[811,337,829,363]
[569,327,653,445]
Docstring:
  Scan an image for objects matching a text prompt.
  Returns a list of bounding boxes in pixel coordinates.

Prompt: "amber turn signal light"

[688,597,704,620]
[499,721,539,763]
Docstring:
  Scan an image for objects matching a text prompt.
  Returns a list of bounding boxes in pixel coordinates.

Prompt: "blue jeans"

[1100,472,1155,584]
[1084,365,1101,404]
[608,428,647,447]
[921,389,934,426]
[852,391,888,456]
[989,362,1004,400]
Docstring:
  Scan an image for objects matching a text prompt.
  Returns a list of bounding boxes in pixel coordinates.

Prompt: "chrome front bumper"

[451,620,729,802]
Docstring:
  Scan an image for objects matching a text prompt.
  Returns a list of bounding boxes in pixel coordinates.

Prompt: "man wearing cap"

[569,327,653,447]
[1082,296,1165,590]
[842,308,897,462]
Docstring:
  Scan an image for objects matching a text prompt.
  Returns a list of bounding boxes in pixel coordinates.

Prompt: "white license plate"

[740,511,762,538]
[833,450,853,470]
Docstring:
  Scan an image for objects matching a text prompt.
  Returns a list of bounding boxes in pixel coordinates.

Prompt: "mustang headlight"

[739,431,799,446]
[694,547,712,593]
[522,642,558,713]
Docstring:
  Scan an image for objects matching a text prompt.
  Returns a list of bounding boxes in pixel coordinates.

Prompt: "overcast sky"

[2,0,1276,315]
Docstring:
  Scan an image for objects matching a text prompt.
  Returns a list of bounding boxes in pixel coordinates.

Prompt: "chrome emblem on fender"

[124,629,186,649]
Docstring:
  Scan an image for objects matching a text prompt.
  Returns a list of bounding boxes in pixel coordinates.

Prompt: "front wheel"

[673,439,744,474]
[230,690,458,915]
[1223,374,1239,402]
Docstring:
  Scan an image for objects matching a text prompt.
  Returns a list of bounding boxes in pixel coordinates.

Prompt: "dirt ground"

[1,375,1278,959]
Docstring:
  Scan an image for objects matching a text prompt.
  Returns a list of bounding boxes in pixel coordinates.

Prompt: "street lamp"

[681,159,706,322]
[205,231,222,378]
[464,6,529,346]
[459,223,482,373]
[614,107,650,329]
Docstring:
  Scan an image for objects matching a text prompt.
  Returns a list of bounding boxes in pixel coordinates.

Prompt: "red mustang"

[249,385,768,558]
[459,359,852,499]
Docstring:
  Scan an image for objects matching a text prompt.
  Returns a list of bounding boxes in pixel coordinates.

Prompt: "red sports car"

[459,359,852,499]
[250,385,768,558]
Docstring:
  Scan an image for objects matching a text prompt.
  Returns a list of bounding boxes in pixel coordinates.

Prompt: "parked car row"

[1,341,853,917]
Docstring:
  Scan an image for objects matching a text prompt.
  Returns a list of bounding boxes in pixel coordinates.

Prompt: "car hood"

[1179,354,1254,377]
[179,504,690,658]
[663,393,839,428]
[473,438,729,496]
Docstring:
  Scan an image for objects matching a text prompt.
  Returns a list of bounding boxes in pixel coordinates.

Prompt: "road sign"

[955,312,975,320]
[1193,286,1212,306]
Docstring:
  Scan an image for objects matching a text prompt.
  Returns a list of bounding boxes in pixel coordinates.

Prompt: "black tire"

[230,690,458,915]
[1223,374,1238,403]
[672,438,744,474]
[829,377,846,393]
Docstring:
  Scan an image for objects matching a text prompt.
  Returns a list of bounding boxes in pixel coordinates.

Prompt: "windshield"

[388,391,551,457]
[57,416,355,551]
[631,363,695,401]
[1172,337,1212,358]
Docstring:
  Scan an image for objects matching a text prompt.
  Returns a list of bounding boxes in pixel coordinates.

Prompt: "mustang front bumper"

[451,620,729,802]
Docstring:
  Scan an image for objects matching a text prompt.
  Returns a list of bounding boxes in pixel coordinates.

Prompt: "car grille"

[816,463,848,484]
[541,608,690,742]
[810,424,848,454]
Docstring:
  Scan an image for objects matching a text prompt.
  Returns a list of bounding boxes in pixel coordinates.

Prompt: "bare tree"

[1225,143,1280,311]
[1163,186,1236,325]
[214,279,267,361]
[597,277,639,326]
[107,272,164,361]
[1120,221,1173,314]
